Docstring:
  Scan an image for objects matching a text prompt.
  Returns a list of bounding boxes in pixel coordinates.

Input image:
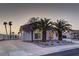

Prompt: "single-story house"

[0,33,18,40]
[19,22,79,41]
[19,23,58,41]
[69,30,79,39]
[62,30,79,39]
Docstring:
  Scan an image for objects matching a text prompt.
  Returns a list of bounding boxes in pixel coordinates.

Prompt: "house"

[19,23,58,41]
[19,22,79,41]
[69,30,79,39]
[62,30,79,40]
[0,33,18,40]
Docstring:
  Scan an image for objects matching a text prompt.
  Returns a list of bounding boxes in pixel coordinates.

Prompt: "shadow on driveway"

[43,48,79,56]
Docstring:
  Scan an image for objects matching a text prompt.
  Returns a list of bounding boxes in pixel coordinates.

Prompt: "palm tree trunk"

[10,25,11,40]
[58,30,62,43]
[42,30,46,42]
[5,25,8,40]
[31,31,33,42]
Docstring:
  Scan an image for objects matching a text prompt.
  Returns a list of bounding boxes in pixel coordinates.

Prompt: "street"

[43,48,79,56]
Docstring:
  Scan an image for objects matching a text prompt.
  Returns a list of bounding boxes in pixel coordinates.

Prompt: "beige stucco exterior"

[20,29,57,41]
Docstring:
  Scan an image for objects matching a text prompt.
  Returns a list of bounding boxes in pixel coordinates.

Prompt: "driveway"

[0,39,78,56]
[0,40,43,56]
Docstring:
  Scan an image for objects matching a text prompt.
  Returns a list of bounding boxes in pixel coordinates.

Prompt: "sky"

[0,3,79,34]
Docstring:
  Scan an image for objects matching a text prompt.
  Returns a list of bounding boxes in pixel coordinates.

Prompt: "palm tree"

[53,19,72,43]
[29,17,39,42]
[3,22,8,39]
[9,21,12,40]
[29,17,39,23]
[37,18,53,42]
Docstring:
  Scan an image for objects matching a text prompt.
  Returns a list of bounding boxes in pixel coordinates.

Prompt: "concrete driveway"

[0,40,43,56]
[0,39,79,56]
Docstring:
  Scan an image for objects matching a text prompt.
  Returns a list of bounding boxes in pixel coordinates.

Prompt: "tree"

[3,22,8,39]
[37,18,53,42]
[53,19,72,43]
[29,17,39,23]
[9,21,12,40]
[29,17,39,42]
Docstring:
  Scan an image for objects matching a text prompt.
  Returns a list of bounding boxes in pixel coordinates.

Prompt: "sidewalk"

[0,39,79,56]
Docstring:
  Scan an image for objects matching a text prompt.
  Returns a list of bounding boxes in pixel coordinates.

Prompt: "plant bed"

[33,40,76,48]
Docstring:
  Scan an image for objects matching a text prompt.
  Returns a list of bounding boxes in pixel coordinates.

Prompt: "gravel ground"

[33,40,75,48]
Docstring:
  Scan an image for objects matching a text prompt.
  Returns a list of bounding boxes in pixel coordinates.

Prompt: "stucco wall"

[20,31,32,41]
[20,30,58,41]
[46,31,58,40]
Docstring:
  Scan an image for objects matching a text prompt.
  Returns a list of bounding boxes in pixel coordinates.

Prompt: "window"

[35,33,41,39]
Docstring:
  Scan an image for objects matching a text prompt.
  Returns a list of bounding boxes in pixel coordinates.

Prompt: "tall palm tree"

[9,21,12,40]
[3,22,8,39]
[37,18,53,42]
[29,17,39,42]
[53,19,72,43]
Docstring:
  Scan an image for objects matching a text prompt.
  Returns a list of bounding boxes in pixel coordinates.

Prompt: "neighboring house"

[19,23,57,41]
[69,30,79,39]
[62,30,79,39]
[0,34,4,40]
[0,34,18,40]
